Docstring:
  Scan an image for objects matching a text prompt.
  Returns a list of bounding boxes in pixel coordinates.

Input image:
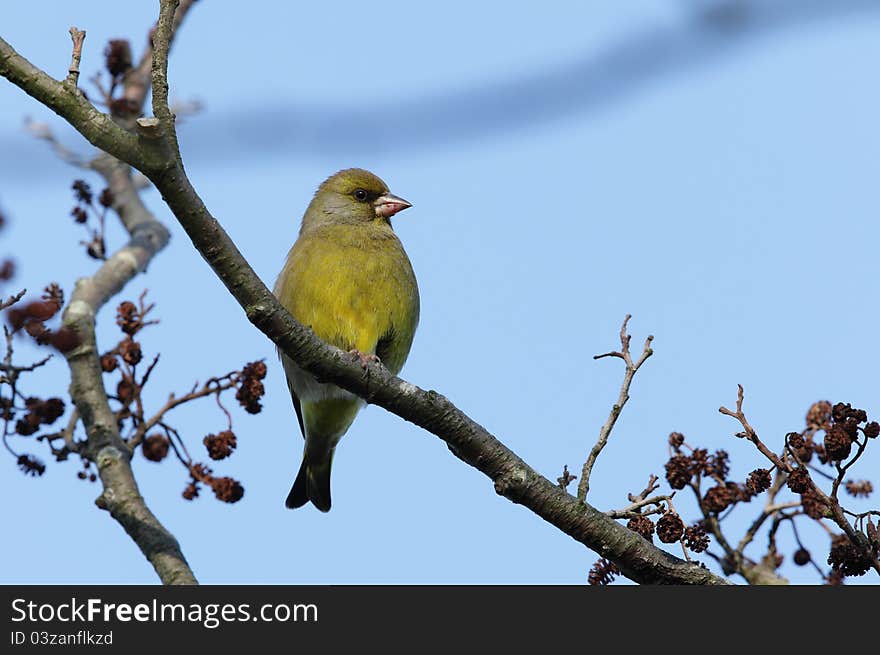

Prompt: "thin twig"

[0,353,53,376]
[788,515,827,579]
[129,372,238,448]
[831,437,869,498]
[0,289,26,312]
[65,28,86,87]
[577,315,653,501]
[804,461,835,481]
[606,493,674,519]
[719,385,788,471]
[735,501,801,554]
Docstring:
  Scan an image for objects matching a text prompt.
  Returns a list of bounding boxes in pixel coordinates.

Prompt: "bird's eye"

[353,189,368,202]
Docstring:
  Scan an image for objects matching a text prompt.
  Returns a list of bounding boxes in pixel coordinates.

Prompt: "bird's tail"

[286,449,333,512]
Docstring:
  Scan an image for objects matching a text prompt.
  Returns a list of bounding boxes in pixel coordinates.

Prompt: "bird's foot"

[349,349,381,373]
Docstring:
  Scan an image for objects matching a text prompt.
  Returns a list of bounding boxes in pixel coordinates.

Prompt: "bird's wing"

[279,353,306,439]
[287,378,306,439]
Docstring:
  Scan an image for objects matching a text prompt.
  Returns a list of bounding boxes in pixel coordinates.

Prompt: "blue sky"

[1,1,879,584]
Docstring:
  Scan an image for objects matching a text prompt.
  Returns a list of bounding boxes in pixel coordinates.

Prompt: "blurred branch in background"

[111,0,880,159]
[2,1,877,172]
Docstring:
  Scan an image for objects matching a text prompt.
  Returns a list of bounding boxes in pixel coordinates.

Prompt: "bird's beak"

[373,193,412,218]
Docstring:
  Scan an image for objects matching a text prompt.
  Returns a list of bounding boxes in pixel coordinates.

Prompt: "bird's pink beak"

[373,193,412,218]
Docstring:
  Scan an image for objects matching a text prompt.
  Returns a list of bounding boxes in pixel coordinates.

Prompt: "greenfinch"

[274,169,420,511]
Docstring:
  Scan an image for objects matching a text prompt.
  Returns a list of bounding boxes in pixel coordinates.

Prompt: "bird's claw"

[349,349,381,373]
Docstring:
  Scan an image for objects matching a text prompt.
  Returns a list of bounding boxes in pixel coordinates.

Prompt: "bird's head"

[304,168,412,228]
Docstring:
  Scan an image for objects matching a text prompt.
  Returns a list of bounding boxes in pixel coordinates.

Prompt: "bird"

[274,168,420,511]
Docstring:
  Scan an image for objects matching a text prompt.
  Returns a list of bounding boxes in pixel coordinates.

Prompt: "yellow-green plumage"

[274,169,419,511]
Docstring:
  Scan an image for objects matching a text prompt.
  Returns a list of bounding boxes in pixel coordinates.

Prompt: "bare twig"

[66,28,86,87]
[122,0,198,110]
[139,353,161,389]
[88,72,112,105]
[0,353,53,377]
[0,289,26,312]
[577,315,653,501]
[61,407,80,452]
[37,408,82,459]
[606,494,674,520]
[719,385,787,471]
[831,437,869,498]
[629,474,660,503]
[788,515,827,579]
[129,371,239,448]
[844,509,880,519]
[734,468,785,554]
[607,474,671,518]
[805,461,835,481]
[735,501,801,555]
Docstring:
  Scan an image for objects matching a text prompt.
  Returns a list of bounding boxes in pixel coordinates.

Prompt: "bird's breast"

[275,226,419,375]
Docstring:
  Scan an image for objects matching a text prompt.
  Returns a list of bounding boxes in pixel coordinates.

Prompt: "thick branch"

[61,157,189,583]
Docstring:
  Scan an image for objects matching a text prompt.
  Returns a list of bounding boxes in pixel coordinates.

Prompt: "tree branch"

[65,28,86,88]
[719,384,788,471]
[577,314,653,500]
[61,158,189,583]
[123,0,197,110]
[150,0,178,148]
[129,371,239,449]
[606,495,673,520]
